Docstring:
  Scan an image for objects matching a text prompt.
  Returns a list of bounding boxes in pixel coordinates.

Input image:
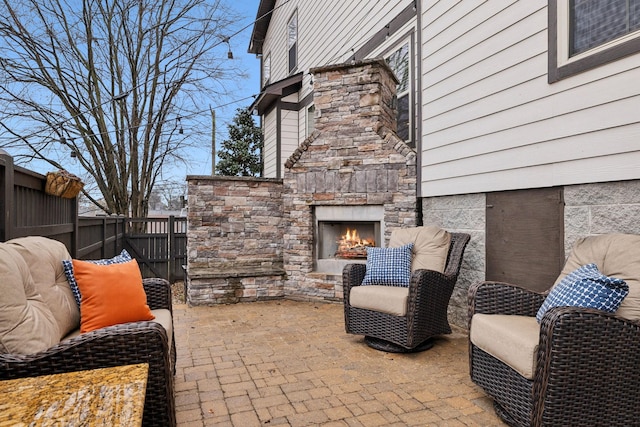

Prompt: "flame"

[336,228,374,254]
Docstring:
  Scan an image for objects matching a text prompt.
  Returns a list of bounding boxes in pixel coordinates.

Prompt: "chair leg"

[493,400,523,427]
[364,336,434,353]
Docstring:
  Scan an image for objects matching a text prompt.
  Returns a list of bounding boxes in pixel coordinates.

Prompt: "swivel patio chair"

[468,233,640,426]
[343,226,470,352]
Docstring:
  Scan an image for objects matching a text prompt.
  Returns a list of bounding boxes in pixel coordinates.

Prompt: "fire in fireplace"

[335,226,375,259]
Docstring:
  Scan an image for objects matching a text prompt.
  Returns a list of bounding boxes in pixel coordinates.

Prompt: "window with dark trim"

[263,53,271,88]
[287,11,298,73]
[549,0,640,82]
[386,41,411,142]
[307,105,315,137]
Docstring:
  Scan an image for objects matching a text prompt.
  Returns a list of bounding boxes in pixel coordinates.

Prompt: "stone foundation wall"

[564,180,640,253]
[185,176,285,305]
[423,180,640,329]
[422,194,486,328]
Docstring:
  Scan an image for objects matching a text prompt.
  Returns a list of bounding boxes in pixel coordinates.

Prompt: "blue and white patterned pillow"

[361,243,414,287]
[536,263,628,323]
[62,249,133,307]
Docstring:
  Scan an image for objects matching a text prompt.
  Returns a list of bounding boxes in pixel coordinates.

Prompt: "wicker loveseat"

[469,234,640,426]
[343,226,470,352]
[0,236,176,426]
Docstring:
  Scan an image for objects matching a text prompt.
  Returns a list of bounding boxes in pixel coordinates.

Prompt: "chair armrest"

[468,281,546,325]
[342,263,366,306]
[407,268,457,321]
[0,321,175,425]
[409,268,457,304]
[533,307,640,424]
[0,321,170,379]
[143,278,172,313]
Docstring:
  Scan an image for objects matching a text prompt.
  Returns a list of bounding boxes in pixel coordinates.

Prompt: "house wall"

[422,194,486,328]
[420,0,640,197]
[420,0,640,329]
[280,93,299,174]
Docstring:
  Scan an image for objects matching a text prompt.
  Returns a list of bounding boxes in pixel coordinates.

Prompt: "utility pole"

[210,107,216,175]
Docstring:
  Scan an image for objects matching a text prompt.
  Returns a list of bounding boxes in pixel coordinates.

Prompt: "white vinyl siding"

[263,109,278,178]
[420,0,640,197]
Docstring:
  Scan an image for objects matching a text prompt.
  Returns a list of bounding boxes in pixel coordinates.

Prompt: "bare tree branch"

[0,0,243,216]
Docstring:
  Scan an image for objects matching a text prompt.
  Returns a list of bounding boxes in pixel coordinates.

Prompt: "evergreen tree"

[216,108,263,177]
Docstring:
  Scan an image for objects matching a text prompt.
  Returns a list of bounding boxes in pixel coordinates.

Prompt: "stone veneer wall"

[185,176,285,305]
[283,59,417,301]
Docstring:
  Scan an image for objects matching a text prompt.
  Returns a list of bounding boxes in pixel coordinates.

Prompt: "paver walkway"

[173,300,505,426]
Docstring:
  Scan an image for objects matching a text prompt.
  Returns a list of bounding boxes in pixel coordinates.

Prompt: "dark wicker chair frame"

[343,232,470,351]
[468,280,640,427]
[0,278,177,427]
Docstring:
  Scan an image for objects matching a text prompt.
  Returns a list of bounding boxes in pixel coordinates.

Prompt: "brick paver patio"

[173,300,505,426]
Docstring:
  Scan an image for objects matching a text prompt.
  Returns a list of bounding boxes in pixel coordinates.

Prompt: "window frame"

[384,38,412,144]
[549,0,640,83]
[287,10,298,74]
[306,104,315,137]
[263,53,271,88]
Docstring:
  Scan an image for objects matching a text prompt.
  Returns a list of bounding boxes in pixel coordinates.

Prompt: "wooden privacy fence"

[125,216,187,282]
[0,151,186,282]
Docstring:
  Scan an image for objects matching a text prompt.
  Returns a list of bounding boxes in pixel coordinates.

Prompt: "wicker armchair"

[468,234,640,426]
[0,278,177,427]
[343,231,470,352]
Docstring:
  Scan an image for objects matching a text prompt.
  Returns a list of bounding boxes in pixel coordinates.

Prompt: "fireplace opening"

[318,221,378,260]
[313,205,384,274]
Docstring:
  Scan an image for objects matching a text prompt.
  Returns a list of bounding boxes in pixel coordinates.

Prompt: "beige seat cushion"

[0,243,60,355]
[389,226,451,273]
[7,236,80,338]
[555,234,640,321]
[470,314,540,379]
[350,285,409,316]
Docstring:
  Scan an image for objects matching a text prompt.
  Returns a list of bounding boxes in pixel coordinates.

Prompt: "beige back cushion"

[389,226,451,273]
[0,243,60,354]
[555,234,640,321]
[6,237,80,337]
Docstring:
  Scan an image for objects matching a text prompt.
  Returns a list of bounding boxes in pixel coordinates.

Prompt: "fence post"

[0,151,14,242]
[101,216,108,258]
[168,215,175,282]
[71,197,79,257]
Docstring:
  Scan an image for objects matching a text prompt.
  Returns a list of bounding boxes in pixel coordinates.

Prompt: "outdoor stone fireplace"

[283,59,417,301]
[185,59,417,305]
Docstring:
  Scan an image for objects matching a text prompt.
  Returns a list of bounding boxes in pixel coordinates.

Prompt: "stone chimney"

[282,59,417,301]
[311,59,398,135]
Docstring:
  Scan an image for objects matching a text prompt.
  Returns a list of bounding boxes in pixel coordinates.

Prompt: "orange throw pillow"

[72,258,155,333]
